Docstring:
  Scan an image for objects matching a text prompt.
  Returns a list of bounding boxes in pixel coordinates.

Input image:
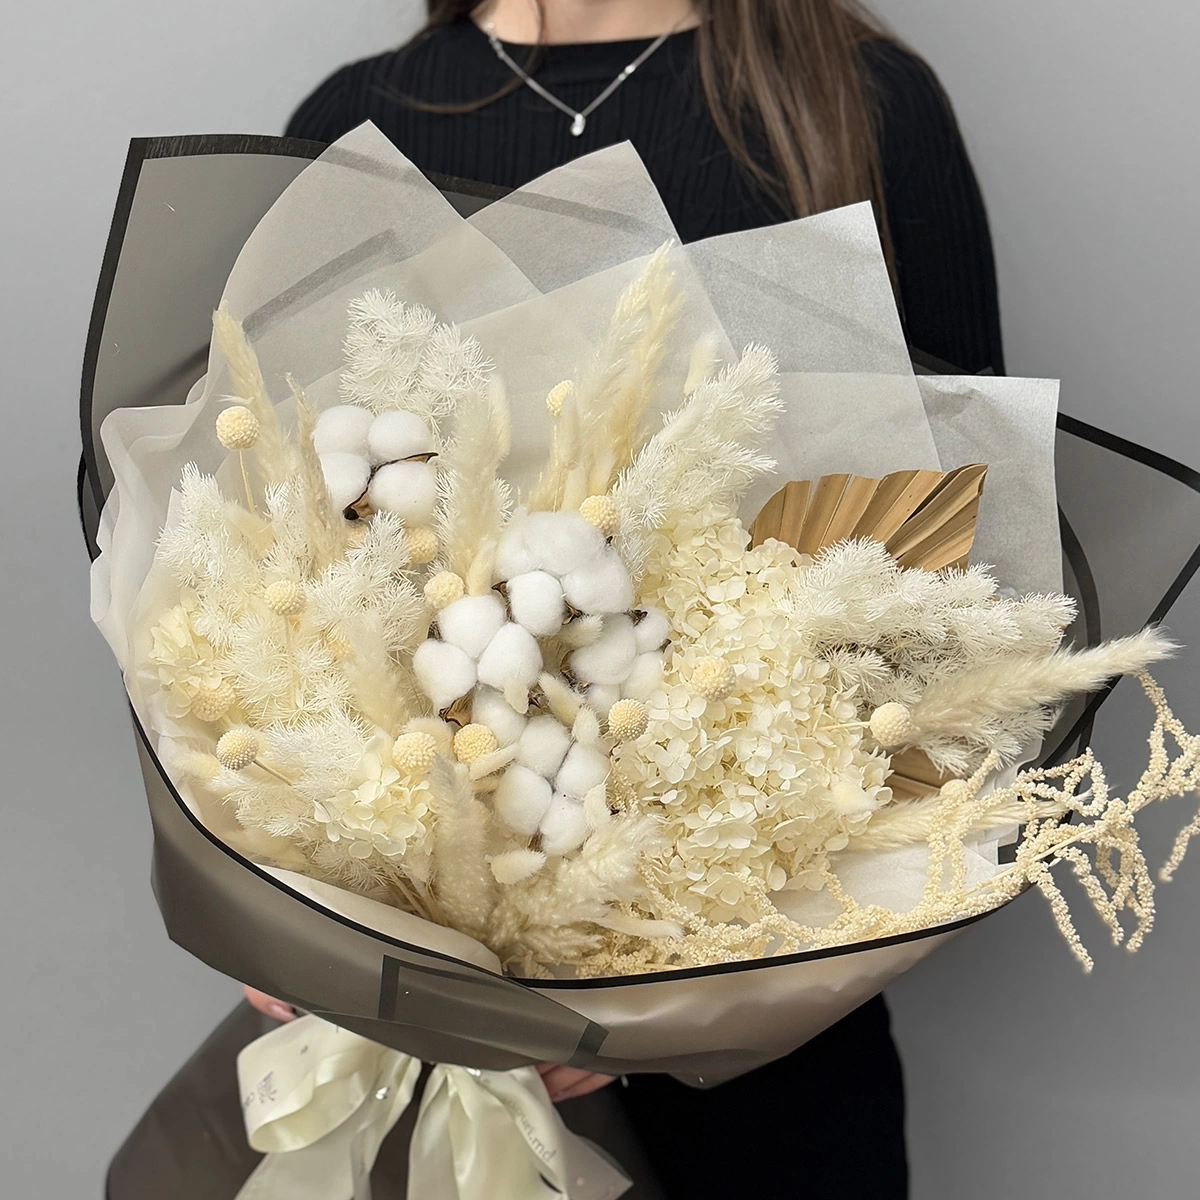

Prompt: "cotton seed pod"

[517,511,606,577]
[453,723,500,765]
[555,743,611,800]
[472,687,529,747]
[692,656,736,702]
[191,679,237,723]
[569,614,637,686]
[869,702,916,748]
[437,593,507,660]
[579,494,620,539]
[367,461,438,525]
[319,451,371,510]
[413,639,477,711]
[633,607,671,654]
[424,571,465,611]
[264,579,305,617]
[216,405,260,451]
[494,766,554,837]
[506,571,567,637]
[367,410,436,465]
[622,651,665,702]
[515,714,573,779]
[392,730,439,776]
[405,526,439,566]
[561,548,635,615]
[477,623,543,696]
[540,793,590,856]
[490,848,547,885]
[215,729,262,772]
[495,525,538,581]
[313,405,374,457]
[607,698,649,742]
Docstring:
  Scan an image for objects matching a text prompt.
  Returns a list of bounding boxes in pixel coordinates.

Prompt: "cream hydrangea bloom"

[312,734,432,861]
[148,602,225,719]
[616,505,893,924]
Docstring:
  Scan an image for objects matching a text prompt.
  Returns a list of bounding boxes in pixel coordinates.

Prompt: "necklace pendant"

[570,113,586,137]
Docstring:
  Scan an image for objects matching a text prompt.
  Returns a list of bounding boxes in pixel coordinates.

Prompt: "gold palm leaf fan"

[750,463,989,799]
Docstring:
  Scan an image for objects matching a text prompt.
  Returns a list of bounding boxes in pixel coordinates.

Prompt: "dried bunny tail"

[288,377,346,569]
[613,343,781,576]
[337,613,421,734]
[526,387,583,513]
[212,305,292,483]
[909,628,1177,740]
[428,759,497,942]
[437,372,512,579]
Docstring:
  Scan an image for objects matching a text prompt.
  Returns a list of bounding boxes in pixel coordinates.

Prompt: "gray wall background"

[2,1,1196,1197]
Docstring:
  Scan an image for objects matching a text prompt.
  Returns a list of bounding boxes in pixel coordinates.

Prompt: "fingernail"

[269,1002,296,1022]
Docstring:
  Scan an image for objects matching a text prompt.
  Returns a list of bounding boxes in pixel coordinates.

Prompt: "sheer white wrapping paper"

[92,125,1065,1078]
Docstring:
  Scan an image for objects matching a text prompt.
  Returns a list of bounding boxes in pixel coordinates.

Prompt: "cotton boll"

[413,640,477,711]
[507,571,566,637]
[319,452,371,510]
[540,794,590,856]
[472,687,528,747]
[520,511,606,576]
[555,743,611,800]
[496,525,538,581]
[494,767,554,837]
[622,651,665,702]
[516,715,573,779]
[367,411,436,465]
[633,608,671,654]
[314,406,374,457]
[437,594,507,660]
[477,622,544,696]
[584,684,621,714]
[367,461,438,524]
[569,615,637,686]
[562,548,635,615]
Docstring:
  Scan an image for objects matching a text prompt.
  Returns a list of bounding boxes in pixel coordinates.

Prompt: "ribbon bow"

[235,1015,630,1200]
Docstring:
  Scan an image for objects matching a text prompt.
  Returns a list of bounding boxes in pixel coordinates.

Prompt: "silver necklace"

[483,19,682,137]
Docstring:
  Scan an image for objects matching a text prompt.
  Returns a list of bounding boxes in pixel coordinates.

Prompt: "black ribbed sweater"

[287,19,1004,374]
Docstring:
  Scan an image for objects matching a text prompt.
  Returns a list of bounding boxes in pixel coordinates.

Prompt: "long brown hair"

[420,1,891,249]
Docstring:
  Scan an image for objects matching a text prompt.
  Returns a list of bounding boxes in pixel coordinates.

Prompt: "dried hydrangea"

[147,601,225,719]
[615,505,893,924]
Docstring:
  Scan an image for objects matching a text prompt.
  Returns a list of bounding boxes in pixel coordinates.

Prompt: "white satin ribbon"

[235,1015,630,1200]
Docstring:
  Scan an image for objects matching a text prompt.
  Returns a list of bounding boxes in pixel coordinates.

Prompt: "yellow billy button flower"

[869,702,916,749]
[191,679,236,723]
[215,729,261,771]
[692,656,736,703]
[607,698,649,742]
[424,571,466,611]
[215,405,260,451]
[453,723,500,765]
[391,731,439,777]
[264,579,305,617]
[579,494,620,539]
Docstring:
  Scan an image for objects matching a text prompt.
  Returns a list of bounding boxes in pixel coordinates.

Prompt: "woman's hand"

[243,986,614,1103]
[536,1063,616,1104]
[244,985,296,1023]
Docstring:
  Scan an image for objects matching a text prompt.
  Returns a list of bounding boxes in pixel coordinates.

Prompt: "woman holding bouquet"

[269,1,1006,1194]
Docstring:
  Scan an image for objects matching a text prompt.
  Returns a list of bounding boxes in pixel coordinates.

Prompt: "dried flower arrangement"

[143,255,1198,980]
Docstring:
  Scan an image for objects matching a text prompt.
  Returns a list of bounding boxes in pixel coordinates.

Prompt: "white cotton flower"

[561,547,635,615]
[367,461,438,525]
[569,614,637,686]
[437,593,507,660]
[540,793,590,856]
[494,765,554,836]
[516,715,573,779]
[314,405,374,457]
[622,651,665,702]
[472,687,528,746]
[555,743,610,799]
[367,410,436,465]
[496,525,538,580]
[320,451,371,510]
[506,571,566,637]
[633,608,671,654]
[476,623,543,698]
[584,684,621,714]
[509,511,606,578]
[413,639,477,710]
